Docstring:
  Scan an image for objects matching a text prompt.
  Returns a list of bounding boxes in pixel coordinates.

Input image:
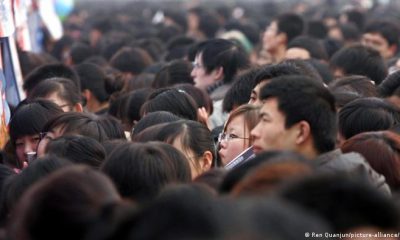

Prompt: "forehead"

[261,98,285,117]
[363,32,389,44]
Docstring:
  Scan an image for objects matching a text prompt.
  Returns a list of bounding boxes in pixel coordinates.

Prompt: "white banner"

[0,0,15,37]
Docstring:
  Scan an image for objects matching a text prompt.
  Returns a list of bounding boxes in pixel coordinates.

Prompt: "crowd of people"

[2,0,400,239]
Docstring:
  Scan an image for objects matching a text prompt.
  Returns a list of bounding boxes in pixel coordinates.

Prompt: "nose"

[250,124,260,139]
[190,68,197,78]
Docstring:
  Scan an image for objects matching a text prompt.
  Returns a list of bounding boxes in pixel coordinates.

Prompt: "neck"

[87,100,109,113]
[269,45,286,63]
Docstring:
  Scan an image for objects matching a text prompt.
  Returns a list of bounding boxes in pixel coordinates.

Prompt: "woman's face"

[15,134,40,164]
[36,126,64,158]
[219,115,250,166]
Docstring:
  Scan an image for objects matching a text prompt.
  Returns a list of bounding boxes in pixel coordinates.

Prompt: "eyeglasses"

[218,133,249,143]
[192,62,204,69]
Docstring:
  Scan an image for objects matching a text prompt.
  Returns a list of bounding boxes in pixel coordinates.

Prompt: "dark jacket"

[313,149,391,196]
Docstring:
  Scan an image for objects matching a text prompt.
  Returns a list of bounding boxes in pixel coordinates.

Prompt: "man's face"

[249,81,268,106]
[262,21,282,52]
[250,98,298,154]
[362,32,395,59]
[191,53,218,90]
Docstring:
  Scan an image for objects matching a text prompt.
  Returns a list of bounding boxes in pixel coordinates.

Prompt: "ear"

[82,89,92,102]
[295,120,311,145]
[277,32,288,45]
[212,66,224,81]
[389,45,398,58]
[199,150,213,171]
[74,103,83,112]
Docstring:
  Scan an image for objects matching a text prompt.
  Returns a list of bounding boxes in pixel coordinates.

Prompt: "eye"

[229,134,239,139]
[15,141,24,147]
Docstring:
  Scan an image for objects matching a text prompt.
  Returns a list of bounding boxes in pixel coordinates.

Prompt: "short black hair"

[152,60,194,89]
[223,67,260,112]
[196,39,250,83]
[330,44,387,85]
[287,36,328,60]
[141,88,198,121]
[131,111,181,137]
[339,97,400,140]
[101,142,191,202]
[109,47,153,75]
[23,63,80,93]
[364,20,400,48]
[260,76,337,153]
[69,42,94,65]
[276,13,305,43]
[379,70,400,97]
[74,63,110,103]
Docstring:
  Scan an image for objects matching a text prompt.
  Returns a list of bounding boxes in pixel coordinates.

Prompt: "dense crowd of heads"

[3,0,400,239]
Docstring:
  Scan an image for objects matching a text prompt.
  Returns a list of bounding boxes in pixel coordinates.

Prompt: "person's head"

[152,60,194,89]
[379,70,400,107]
[101,142,191,202]
[328,75,378,99]
[109,47,153,77]
[222,67,260,113]
[249,60,323,106]
[219,104,260,166]
[23,63,80,95]
[306,20,328,39]
[96,115,126,140]
[285,36,328,61]
[362,20,400,60]
[187,7,220,40]
[8,165,120,240]
[251,76,336,158]
[1,155,72,222]
[338,97,400,143]
[131,111,181,137]
[45,135,106,168]
[28,77,83,112]
[191,39,249,90]
[341,131,400,191]
[67,42,94,65]
[279,174,400,232]
[74,63,110,112]
[8,99,63,167]
[141,88,198,121]
[330,44,387,85]
[36,112,109,158]
[133,120,215,178]
[175,84,213,115]
[263,13,304,53]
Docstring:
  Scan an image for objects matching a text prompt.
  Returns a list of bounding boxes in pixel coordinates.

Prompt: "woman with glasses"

[218,104,260,166]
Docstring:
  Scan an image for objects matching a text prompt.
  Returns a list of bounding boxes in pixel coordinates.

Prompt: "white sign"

[0,0,15,37]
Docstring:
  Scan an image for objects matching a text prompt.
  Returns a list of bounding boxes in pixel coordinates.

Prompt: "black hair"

[330,44,387,85]
[189,7,221,39]
[69,42,94,65]
[276,13,305,44]
[305,59,333,84]
[174,83,213,115]
[23,63,80,94]
[28,77,82,110]
[379,70,400,97]
[133,120,216,167]
[260,75,337,153]
[140,88,198,121]
[306,20,328,39]
[131,111,181,137]
[279,174,400,232]
[196,39,250,83]
[41,112,109,142]
[101,142,191,202]
[45,135,106,168]
[364,20,400,48]
[223,67,260,112]
[152,60,194,89]
[329,75,378,98]
[97,115,126,140]
[8,99,63,145]
[287,36,328,60]
[110,47,154,75]
[343,9,365,30]
[339,97,400,140]
[74,63,110,103]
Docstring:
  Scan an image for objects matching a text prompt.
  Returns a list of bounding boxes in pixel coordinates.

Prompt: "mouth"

[252,145,263,154]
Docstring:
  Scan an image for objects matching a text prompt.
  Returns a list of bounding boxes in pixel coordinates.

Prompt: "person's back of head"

[96,115,126,140]
[131,111,181,137]
[45,135,106,168]
[330,44,387,85]
[379,70,400,102]
[140,88,198,121]
[110,47,154,76]
[174,83,213,115]
[339,97,400,141]
[101,142,191,202]
[279,174,400,232]
[68,42,94,65]
[286,36,328,61]
[23,63,80,94]
[152,60,194,89]
[341,131,400,191]
[306,20,328,39]
[8,165,120,240]
[28,77,83,112]
[329,75,378,98]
